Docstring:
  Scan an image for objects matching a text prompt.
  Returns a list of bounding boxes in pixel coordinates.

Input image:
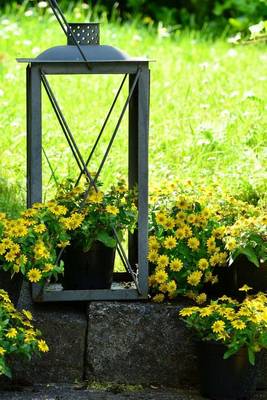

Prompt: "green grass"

[0,4,266,215]
[0,178,24,217]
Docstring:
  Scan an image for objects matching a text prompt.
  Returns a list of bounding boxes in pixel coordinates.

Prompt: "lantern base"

[32,273,147,302]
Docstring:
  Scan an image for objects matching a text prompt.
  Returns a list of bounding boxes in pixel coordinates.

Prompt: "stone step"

[7,283,267,390]
[0,385,266,400]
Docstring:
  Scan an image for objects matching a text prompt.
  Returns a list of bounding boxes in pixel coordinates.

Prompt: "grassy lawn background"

[0,5,266,215]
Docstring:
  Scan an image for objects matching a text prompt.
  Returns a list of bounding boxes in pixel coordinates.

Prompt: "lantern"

[17,1,150,302]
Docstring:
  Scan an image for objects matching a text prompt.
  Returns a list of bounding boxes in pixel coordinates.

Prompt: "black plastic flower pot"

[197,341,258,400]
[204,265,236,299]
[232,255,267,294]
[62,240,116,290]
[0,269,23,306]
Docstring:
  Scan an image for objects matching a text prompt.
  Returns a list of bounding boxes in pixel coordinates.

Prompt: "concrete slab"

[0,384,266,400]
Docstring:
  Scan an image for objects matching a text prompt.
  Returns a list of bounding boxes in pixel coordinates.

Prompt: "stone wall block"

[86,301,198,387]
[11,282,87,384]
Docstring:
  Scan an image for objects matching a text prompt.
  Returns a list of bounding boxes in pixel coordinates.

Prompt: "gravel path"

[0,385,266,400]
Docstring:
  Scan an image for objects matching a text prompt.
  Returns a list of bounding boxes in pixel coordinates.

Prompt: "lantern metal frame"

[17,22,150,303]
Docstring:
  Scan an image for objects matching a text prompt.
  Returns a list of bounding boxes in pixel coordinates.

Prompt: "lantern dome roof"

[17,45,148,63]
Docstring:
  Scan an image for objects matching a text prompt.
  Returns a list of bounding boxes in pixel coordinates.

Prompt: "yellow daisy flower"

[155,212,167,226]
[49,204,68,216]
[0,347,6,356]
[14,225,28,237]
[22,310,33,320]
[167,280,177,293]
[199,307,213,317]
[170,258,183,272]
[163,217,176,230]
[198,258,209,271]
[0,244,6,255]
[34,224,47,234]
[88,191,104,204]
[157,254,169,269]
[149,240,160,251]
[183,225,193,238]
[231,320,246,330]
[27,268,42,283]
[195,293,207,305]
[163,236,177,249]
[176,196,189,210]
[6,328,18,339]
[154,269,168,284]
[43,263,54,273]
[179,307,199,317]
[106,205,119,215]
[239,284,253,292]
[159,282,169,293]
[212,320,225,334]
[209,253,221,267]
[38,339,49,353]
[187,214,196,224]
[175,228,186,239]
[57,240,70,249]
[187,271,202,286]
[176,211,186,222]
[225,237,237,251]
[4,252,16,262]
[187,237,200,251]
[22,208,38,217]
[147,250,159,263]
[152,293,165,303]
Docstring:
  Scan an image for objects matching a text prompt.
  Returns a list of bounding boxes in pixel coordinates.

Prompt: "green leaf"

[259,332,267,347]
[248,347,255,366]
[116,230,123,243]
[20,264,25,275]
[2,364,12,379]
[96,232,117,248]
[238,246,260,268]
[223,347,238,360]
[83,238,94,253]
[230,249,240,264]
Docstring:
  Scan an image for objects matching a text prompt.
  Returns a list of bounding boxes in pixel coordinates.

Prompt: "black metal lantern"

[17,1,150,302]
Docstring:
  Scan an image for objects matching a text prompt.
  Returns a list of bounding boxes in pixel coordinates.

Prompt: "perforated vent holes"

[67,23,100,45]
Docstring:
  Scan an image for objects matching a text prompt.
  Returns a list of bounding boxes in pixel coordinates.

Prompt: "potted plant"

[148,189,229,303]
[0,289,48,378]
[0,179,137,290]
[224,213,267,294]
[0,212,24,305]
[55,179,138,290]
[179,288,267,400]
[0,201,69,287]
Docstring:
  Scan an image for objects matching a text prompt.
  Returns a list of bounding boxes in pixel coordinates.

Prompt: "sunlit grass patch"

[0,178,24,217]
[0,5,266,206]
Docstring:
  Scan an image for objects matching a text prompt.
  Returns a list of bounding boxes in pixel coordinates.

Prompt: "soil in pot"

[62,240,116,290]
[197,341,259,400]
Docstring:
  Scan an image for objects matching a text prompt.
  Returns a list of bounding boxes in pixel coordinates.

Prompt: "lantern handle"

[47,0,92,69]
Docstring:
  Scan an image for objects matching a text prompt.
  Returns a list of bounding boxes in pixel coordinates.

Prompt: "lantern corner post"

[26,63,42,208]
[128,64,150,297]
